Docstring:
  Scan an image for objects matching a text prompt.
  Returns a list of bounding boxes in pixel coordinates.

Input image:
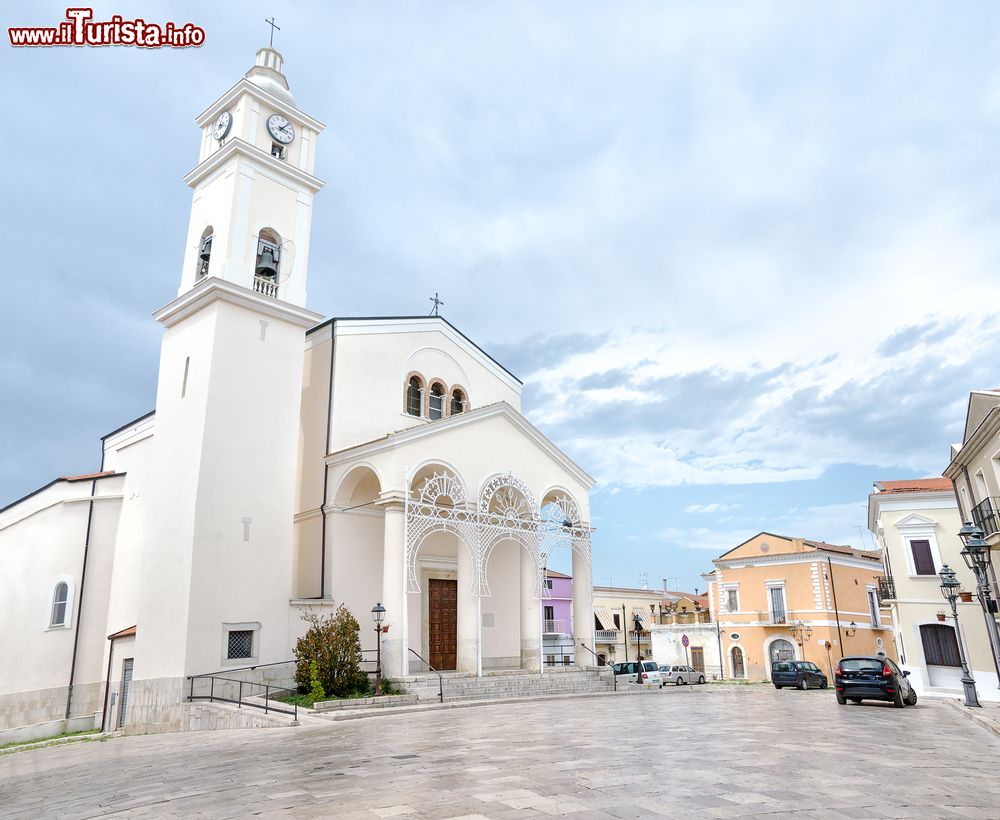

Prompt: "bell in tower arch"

[255,246,279,279]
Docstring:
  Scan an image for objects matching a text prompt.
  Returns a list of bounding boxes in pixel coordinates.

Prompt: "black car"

[835,655,917,708]
[772,660,828,690]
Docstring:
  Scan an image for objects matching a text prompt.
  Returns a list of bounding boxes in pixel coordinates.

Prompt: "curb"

[308,683,697,723]
[941,698,1000,739]
[0,731,113,756]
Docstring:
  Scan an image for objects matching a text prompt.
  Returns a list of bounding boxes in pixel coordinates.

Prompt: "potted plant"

[936,610,947,622]
[959,590,974,603]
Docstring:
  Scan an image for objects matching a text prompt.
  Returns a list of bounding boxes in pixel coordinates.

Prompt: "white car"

[612,660,663,686]
[659,664,706,685]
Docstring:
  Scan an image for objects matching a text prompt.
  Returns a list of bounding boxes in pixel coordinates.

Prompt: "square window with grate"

[227,629,253,659]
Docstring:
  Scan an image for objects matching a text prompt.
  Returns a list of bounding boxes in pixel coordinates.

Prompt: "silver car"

[659,664,706,685]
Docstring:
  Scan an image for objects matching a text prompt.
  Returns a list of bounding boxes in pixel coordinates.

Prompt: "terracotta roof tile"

[59,471,118,482]
[108,625,136,639]
[874,478,953,494]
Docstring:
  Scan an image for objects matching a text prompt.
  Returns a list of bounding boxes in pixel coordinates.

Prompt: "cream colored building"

[0,47,595,737]
[591,585,708,667]
[704,533,892,681]
[868,478,999,700]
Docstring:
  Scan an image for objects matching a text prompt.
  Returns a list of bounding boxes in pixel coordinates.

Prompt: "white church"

[0,47,596,736]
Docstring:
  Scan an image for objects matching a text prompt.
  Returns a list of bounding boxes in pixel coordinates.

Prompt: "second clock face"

[213,111,233,141]
[266,114,295,145]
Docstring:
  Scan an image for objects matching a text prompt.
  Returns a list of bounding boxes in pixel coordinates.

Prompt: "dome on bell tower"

[245,47,296,107]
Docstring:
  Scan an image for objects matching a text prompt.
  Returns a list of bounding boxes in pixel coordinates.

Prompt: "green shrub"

[308,659,326,702]
[294,606,369,698]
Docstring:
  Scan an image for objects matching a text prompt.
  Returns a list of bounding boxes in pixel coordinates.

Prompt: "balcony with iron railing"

[877,576,897,605]
[543,619,567,635]
[595,629,620,643]
[628,631,651,644]
[972,497,1000,538]
[755,610,797,625]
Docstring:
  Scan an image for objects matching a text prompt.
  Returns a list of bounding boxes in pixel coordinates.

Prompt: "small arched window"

[197,226,213,278]
[429,383,445,420]
[50,582,69,627]
[406,377,423,417]
[451,388,465,415]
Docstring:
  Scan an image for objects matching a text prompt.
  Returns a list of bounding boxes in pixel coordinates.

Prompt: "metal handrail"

[187,672,298,720]
[188,659,296,679]
[578,642,616,690]
[407,648,444,703]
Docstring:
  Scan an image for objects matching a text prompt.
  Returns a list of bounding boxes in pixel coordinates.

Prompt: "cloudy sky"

[5,2,998,591]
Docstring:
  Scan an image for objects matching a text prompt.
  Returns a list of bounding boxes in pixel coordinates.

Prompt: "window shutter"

[920,624,961,666]
[910,540,935,575]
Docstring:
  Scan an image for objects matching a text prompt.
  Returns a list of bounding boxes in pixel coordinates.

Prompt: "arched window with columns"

[428,382,446,420]
[405,375,424,417]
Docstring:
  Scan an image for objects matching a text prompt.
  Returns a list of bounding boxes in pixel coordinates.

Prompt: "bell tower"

[177,46,324,307]
[128,46,325,732]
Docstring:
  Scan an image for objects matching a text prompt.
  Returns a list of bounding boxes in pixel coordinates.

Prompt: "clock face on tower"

[266,114,295,145]
[213,111,233,141]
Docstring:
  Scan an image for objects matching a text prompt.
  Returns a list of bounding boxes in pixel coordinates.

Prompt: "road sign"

[681,634,689,647]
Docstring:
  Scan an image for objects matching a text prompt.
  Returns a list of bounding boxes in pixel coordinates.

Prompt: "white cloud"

[685,503,739,514]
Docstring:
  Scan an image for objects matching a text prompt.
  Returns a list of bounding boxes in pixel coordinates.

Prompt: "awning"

[594,608,618,631]
[631,608,653,630]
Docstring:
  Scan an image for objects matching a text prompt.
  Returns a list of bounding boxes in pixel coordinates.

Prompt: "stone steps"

[401,669,615,703]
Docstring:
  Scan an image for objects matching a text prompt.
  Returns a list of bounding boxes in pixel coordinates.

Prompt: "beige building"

[868,478,1000,699]
[704,533,892,681]
[591,585,708,667]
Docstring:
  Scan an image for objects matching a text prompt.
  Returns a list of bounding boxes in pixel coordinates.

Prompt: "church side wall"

[0,478,123,730]
[326,510,384,646]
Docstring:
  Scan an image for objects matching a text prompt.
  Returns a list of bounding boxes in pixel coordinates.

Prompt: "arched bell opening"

[197,226,214,279]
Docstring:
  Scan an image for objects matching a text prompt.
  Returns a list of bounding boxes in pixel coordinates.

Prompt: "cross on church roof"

[429,292,445,316]
[265,16,280,47]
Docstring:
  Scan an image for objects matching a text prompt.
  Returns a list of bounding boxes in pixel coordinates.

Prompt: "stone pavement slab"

[1,686,999,818]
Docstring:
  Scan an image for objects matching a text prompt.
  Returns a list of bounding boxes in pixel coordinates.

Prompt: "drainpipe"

[827,557,845,657]
[318,322,337,599]
[65,478,98,719]
[100,632,118,731]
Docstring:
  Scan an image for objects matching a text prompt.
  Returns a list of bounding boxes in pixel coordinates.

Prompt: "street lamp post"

[371,602,386,697]
[938,565,980,708]
[788,620,813,656]
[958,523,1000,688]
[633,613,643,662]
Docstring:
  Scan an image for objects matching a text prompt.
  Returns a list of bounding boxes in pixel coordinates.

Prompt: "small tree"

[295,606,369,698]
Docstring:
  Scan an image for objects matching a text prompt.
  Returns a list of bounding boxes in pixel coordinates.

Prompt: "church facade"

[0,48,595,735]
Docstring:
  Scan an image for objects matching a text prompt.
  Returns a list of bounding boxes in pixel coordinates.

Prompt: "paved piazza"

[3,686,1000,819]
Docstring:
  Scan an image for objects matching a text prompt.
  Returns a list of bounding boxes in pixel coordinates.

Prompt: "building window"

[406,377,423,416]
[429,383,445,420]
[612,613,621,629]
[726,588,739,613]
[197,227,213,278]
[451,388,466,415]
[544,579,553,590]
[271,142,285,159]
[867,588,880,627]
[909,539,936,575]
[50,582,69,627]
[768,586,787,623]
[227,629,254,660]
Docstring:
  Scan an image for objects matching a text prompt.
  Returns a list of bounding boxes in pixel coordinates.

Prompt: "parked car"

[612,661,663,685]
[835,656,916,707]
[771,661,828,690]
[658,664,705,685]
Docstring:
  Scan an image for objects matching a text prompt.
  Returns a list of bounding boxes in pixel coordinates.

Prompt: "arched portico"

[384,468,593,677]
